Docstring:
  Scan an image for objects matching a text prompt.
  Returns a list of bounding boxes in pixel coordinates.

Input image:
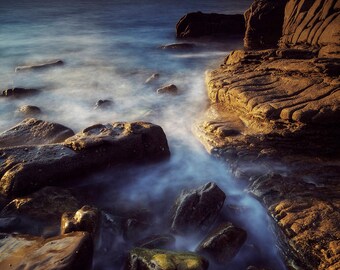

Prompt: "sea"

[0,0,287,269]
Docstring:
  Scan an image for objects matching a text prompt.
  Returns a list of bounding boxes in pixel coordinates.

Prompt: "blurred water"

[0,0,286,270]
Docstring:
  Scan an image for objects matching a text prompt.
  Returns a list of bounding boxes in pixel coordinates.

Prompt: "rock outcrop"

[176,12,245,39]
[0,231,93,270]
[0,121,170,198]
[15,59,64,72]
[194,0,340,269]
[0,118,74,147]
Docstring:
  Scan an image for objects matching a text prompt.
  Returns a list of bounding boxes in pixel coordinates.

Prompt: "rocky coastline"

[0,0,339,270]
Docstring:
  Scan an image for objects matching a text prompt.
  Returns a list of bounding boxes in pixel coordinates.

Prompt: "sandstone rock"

[18,105,42,116]
[1,87,39,98]
[160,43,195,50]
[94,99,113,110]
[196,222,247,264]
[280,0,340,48]
[1,187,80,222]
[0,231,93,270]
[0,121,170,198]
[0,118,74,147]
[125,248,209,270]
[157,84,178,95]
[135,234,176,249]
[145,73,160,84]
[15,59,64,72]
[244,0,287,49]
[170,182,226,234]
[61,205,100,235]
[176,12,245,38]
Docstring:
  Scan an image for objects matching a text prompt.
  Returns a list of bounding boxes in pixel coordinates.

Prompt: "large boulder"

[170,182,226,234]
[1,87,40,98]
[196,223,247,264]
[0,118,75,147]
[176,12,245,39]
[244,0,287,49]
[125,248,209,270]
[0,121,170,198]
[0,231,93,270]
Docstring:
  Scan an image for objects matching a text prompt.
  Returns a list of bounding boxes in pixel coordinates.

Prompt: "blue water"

[0,1,287,270]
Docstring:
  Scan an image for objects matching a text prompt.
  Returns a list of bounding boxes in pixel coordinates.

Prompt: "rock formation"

[194,0,340,269]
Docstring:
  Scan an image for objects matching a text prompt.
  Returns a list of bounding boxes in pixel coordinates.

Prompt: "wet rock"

[160,43,195,50]
[145,73,160,84]
[170,182,226,234]
[135,234,176,249]
[94,99,113,110]
[123,217,150,241]
[0,118,74,147]
[18,105,42,116]
[61,205,100,235]
[176,12,245,38]
[196,222,247,264]
[125,248,209,270]
[0,217,21,233]
[157,84,178,95]
[0,121,170,198]
[15,59,64,72]
[1,87,39,98]
[244,0,287,49]
[1,187,80,222]
[0,231,93,270]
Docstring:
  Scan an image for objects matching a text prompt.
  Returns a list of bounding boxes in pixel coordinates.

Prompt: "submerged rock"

[160,43,195,50]
[1,87,39,98]
[18,105,42,116]
[0,121,170,198]
[145,73,160,84]
[125,248,209,270]
[61,205,100,235]
[176,12,245,38]
[170,182,226,234]
[196,222,247,264]
[15,59,64,72]
[0,231,93,270]
[157,84,178,95]
[94,99,113,110]
[0,118,75,148]
[135,234,176,249]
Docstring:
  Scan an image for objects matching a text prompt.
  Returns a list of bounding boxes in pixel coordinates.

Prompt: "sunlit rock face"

[0,121,170,198]
[0,231,93,270]
[194,0,340,269]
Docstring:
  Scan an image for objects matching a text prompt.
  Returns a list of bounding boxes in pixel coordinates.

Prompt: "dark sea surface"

[0,1,287,269]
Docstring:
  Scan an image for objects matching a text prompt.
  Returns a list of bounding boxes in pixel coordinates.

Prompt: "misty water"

[1,0,286,269]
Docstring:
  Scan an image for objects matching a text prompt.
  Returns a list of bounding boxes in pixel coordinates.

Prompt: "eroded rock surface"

[0,118,75,147]
[125,248,209,270]
[176,12,245,39]
[170,182,226,234]
[0,231,93,270]
[0,121,170,198]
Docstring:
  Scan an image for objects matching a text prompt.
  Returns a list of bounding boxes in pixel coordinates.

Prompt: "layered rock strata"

[194,0,340,269]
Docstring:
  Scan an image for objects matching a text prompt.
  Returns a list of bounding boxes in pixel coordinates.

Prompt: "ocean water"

[0,0,287,269]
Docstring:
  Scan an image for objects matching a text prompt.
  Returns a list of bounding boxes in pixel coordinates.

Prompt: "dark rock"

[0,118,74,147]
[61,205,100,235]
[276,48,316,59]
[1,187,80,222]
[15,59,64,72]
[0,121,170,198]
[244,0,287,49]
[18,105,42,116]
[123,217,150,241]
[135,234,176,249]
[196,222,247,264]
[160,43,195,50]
[176,12,245,38]
[0,217,21,233]
[125,248,209,270]
[170,182,226,234]
[0,231,93,270]
[1,87,39,98]
[157,84,178,95]
[145,73,160,84]
[94,99,113,110]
